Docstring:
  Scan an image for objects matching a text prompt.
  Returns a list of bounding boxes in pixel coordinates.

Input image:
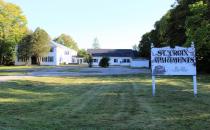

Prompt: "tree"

[138,0,210,72]
[165,0,198,47]
[54,34,79,51]
[99,57,110,68]
[0,0,27,65]
[86,54,93,68]
[139,33,151,59]
[139,29,161,59]
[17,30,33,65]
[185,1,208,44]
[154,11,171,44]
[132,44,139,51]
[184,1,210,72]
[92,38,100,49]
[31,27,51,65]
[77,49,93,67]
[77,49,88,57]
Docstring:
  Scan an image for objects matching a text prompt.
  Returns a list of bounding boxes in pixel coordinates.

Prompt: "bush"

[99,57,110,68]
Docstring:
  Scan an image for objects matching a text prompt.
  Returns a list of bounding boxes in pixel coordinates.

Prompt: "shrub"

[99,57,110,68]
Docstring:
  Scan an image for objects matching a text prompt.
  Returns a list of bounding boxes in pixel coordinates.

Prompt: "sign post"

[193,76,197,96]
[152,76,156,96]
[151,42,197,97]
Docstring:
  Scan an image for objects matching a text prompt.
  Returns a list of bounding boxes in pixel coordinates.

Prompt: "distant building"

[15,41,77,66]
[87,49,149,68]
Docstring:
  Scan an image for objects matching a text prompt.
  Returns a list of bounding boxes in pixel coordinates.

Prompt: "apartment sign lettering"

[151,46,196,75]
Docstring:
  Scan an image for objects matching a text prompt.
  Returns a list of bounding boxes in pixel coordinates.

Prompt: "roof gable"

[50,41,76,53]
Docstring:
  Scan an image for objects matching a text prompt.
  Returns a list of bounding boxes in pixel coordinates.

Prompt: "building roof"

[87,49,136,58]
[50,41,77,53]
[51,41,68,48]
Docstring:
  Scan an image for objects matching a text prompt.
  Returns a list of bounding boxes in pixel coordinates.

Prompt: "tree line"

[0,0,79,65]
[139,0,210,72]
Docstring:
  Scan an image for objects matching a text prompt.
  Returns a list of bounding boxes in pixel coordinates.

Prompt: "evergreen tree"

[17,31,33,64]
[92,38,100,49]
[31,27,51,65]
[99,57,110,68]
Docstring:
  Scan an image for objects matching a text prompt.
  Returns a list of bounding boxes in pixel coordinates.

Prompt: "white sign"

[151,45,196,76]
[151,43,197,97]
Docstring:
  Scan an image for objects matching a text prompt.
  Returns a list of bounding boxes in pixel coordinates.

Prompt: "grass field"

[0,75,210,130]
[0,65,88,76]
[0,66,54,76]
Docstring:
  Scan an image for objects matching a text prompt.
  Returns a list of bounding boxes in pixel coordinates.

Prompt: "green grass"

[0,65,47,70]
[0,72,26,76]
[0,75,210,130]
[0,66,55,76]
[0,65,55,71]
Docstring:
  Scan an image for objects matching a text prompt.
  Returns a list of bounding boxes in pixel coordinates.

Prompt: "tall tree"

[54,34,79,51]
[0,0,27,65]
[184,1,210,72]
[17,30,33,64]
[132,44,139,51]
[92,38,100,49]
[31,27,51,65]
[77,49,93,67]
[77,49,88,57]
[138,0,210,72]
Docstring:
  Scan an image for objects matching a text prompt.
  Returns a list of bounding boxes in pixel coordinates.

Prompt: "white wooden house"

[87,49,149,68]
[15,41,77,66]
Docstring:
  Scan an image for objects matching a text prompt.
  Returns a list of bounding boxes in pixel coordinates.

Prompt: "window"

[18,57,29,62]
[122,59,130,63]
[127,59,130,63]
[80,59,83,64]
[122,59,127,63]
[72,58,75,63]
[50,47,54,52]
[65,51,69,55]
[42,57,47,62]
[48,56,54,62]
[42,56,54,62]
[93,59,98,63]
[114,59,118,63]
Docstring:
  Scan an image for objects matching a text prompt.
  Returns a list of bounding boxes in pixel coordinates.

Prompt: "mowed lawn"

[0,75,210,130]
[0,66,55,76]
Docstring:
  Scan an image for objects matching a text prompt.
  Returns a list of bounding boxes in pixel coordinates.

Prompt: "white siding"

[40,45,57,66]
[131,59,149,68]
[92,57,101,66]
[56,45,77,65]
[92,56,149,68]
[92,57,132,66]
[15,41,77,66]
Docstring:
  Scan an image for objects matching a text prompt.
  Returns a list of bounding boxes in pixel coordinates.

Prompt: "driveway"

[28,66,150,76]
[0,66,150,82]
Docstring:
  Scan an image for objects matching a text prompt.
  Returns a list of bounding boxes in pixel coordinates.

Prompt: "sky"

[6,0,173,49]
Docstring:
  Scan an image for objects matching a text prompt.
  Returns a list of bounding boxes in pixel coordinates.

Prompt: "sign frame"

[151,42,197,97]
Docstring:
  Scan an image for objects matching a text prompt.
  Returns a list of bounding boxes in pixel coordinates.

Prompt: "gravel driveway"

[28,66,150,76]
[0,66,150,82]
